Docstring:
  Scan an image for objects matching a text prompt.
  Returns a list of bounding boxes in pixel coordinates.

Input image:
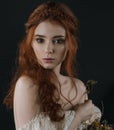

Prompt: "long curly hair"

[4,1,79,122]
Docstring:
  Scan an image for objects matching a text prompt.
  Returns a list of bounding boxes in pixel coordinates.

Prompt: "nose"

[44,42,54,54]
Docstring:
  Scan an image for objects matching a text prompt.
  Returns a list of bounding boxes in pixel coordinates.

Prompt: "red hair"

[4,1,79,121]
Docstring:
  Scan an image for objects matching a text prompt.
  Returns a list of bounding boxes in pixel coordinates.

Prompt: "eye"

[52,39,65,44]
[36,38,44,43]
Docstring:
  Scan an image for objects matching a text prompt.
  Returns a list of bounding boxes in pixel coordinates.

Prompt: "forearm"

[67,113,81,130]
[67,106,102,130]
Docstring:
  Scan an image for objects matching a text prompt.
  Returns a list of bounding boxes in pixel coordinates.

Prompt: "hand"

[74,100,95,123]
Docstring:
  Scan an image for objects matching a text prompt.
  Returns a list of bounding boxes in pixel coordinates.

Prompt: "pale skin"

[14,21,95,130]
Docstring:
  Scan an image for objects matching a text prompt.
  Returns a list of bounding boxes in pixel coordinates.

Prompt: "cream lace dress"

[18,106,101,130]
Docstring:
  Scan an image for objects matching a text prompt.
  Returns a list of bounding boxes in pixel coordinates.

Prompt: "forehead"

[34,20,66,37]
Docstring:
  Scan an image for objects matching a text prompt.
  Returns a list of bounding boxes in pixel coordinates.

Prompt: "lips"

[43,58,55,63]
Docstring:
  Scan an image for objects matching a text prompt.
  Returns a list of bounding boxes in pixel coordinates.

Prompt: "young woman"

[4,1,101,130]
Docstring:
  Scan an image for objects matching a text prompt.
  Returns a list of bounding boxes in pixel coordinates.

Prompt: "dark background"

[0,0,113,129]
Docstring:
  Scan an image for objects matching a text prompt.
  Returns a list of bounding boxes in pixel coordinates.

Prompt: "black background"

[0,0,113,129]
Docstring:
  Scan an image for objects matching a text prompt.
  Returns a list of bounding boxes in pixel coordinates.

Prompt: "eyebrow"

[34,34,65,38]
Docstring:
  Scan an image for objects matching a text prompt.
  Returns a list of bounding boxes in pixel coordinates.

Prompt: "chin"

[43,65,55,69]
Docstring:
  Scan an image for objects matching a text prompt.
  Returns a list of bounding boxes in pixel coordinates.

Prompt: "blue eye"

[53,39,65,44]
[36,38,44,43]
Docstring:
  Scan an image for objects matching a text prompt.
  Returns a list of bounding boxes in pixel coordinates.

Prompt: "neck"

[53,64,61,76]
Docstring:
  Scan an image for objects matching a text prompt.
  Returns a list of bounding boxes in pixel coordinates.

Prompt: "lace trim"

[18,114,40,130]
[18,111,74,130]
[18,107,101,130]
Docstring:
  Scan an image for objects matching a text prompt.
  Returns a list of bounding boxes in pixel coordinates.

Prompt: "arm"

[68,80,95,130]
[68,100,95,130]
[13,76,39,130]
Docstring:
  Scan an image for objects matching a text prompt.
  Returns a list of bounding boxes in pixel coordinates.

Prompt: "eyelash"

[52,39,65,44]
[36,38,65,44]
[36,38,44,43]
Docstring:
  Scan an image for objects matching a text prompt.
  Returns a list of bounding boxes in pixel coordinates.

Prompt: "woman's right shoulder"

[14,75,39,103]
[14,76,39,129]
[15,76,34,89]
[14,75,39,101]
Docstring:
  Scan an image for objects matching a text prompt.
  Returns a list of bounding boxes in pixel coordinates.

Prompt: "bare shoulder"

[14,75,38,102]
[73,78,86,92]
[73,78,88,103]
[14,76,39,129]
[15,75,34,88]
[14,76,38,101]
[63,76,86,93]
